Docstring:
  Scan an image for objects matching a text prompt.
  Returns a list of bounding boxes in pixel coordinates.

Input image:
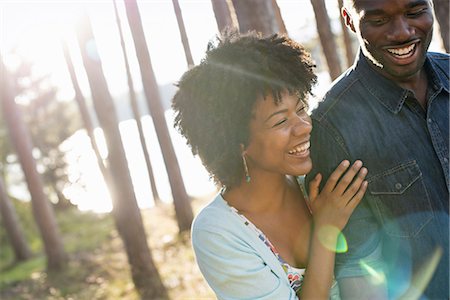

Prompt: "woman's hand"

[308,160,368,231]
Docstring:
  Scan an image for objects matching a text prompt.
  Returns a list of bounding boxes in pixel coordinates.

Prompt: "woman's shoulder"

[192,193,237,233]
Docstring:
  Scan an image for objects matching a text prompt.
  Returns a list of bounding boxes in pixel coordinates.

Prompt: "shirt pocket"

[368,160,434,238]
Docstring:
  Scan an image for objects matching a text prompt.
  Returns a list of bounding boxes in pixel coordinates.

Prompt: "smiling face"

[244,91,312,178]
[344,0,433,83]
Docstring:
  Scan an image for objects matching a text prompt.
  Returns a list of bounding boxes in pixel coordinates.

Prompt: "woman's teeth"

[288,142,310,154]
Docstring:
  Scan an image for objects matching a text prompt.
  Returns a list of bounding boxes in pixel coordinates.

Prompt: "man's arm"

[307,117,388,299]
[338,276,388,300]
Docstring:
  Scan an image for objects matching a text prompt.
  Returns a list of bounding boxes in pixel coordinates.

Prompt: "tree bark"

[124,0,194,233]
[272,0,287,35]
[338,0,355,67]
[231,0,280,35]
[0,175,32,262]
[310,0,342,80]
[211,0,236,32]
[75,11,168,299]
[172,0,195,68]
[112,0,161,206]
[61,41,109,180]
[1,60,66,271]
[433,0,449,52]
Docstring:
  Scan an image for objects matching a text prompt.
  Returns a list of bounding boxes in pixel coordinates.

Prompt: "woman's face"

[244,91,312,178]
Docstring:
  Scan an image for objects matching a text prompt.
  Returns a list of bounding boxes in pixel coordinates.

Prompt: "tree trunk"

[75,11,168,299]
[61,41,109,180]
[1,61,66,271]
[124,0,194,233]
[0,176,32,262]
[272,0,287,35]
[338,0,355,67]
[310,0,342,80]
[433,0,449,52]
[172,0,195,68]
[231,0,280,35]
[112,0,161,206]
[211,0,236,32]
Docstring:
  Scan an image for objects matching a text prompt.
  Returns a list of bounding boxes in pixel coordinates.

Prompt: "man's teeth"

[387,44,415,56]
[288,142,310,154]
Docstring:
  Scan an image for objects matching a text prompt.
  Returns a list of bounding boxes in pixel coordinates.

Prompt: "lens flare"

[397,247,443,300]
[359,260,387,285]
[317,225,348,253]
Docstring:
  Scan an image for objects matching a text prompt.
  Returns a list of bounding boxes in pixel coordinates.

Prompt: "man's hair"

[172,31,316,188]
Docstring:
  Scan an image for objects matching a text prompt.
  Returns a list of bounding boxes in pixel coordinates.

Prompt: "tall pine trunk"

[124,0,193,232]
[112,0,161,206]
[211,0,236,32]
[61,41,109,180]
[172,0,194,67]
[310,0,342,80]
[231,0,280,35]
[271,0,287,34]
[1,60,66,271]
[433,0,449,52]
[0,175,32,262]
[75,11,168,299]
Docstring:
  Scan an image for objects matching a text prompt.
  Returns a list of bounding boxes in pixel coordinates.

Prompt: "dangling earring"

[242,155,251,183]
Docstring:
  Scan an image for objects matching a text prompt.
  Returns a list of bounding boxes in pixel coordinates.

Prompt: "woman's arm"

[299,160,368,299]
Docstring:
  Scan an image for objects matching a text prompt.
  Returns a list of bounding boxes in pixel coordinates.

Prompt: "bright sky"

[0,1,328,100]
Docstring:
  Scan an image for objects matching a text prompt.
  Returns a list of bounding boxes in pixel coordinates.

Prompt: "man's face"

[345,0,434,82]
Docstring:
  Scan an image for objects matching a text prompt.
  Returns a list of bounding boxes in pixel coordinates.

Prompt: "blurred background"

[0,0,448,299]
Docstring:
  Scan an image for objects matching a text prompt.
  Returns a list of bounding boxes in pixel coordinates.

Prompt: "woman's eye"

[296,106,307,115]
[273,119,287,127]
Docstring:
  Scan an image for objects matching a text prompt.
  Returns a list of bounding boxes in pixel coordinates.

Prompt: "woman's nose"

[293,115,312,136]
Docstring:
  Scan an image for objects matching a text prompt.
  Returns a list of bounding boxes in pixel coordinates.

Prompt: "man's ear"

[342,7,356,33]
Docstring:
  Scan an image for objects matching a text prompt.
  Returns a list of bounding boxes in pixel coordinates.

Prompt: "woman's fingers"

[346,180,368,210]
[308,173,322,202]
[323,160,350,193]
[341,165,368,199]
[333,160,364,195]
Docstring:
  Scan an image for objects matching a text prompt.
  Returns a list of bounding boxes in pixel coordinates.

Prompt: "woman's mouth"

[288,141,310,157]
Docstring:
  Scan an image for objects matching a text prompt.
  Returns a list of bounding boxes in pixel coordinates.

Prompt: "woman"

[172,32,368,299]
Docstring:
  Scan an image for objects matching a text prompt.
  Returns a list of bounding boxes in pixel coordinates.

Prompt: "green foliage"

[0,198,215,299]
[0,198,114,293]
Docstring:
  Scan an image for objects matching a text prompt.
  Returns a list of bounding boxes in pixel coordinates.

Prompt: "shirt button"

[428,118,432,124]
[444,158,449,163]
[395,183,403,190]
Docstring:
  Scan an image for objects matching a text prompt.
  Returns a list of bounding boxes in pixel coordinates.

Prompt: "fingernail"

[342,160,350,167]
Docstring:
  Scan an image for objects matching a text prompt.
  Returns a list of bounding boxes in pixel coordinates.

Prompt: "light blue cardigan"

[192,193,298,299]
[192,191,341,300]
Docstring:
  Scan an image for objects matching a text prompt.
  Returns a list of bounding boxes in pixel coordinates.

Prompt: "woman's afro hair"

[172,31,316,188]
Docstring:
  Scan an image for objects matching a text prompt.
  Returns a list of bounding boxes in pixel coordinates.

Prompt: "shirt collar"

[353,50,448,114]
[354,51,409,114]
[426,53,449,94]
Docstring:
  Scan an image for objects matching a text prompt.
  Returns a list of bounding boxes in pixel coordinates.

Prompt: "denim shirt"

[307,51,449,299]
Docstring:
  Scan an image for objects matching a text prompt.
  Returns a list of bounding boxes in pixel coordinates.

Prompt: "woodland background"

[0,0,448,299]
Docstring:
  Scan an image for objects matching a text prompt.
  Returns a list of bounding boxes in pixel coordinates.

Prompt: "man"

[306,0,449,298]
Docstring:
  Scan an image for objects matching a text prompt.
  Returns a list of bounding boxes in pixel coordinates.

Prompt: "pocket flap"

[369,161,422,195]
